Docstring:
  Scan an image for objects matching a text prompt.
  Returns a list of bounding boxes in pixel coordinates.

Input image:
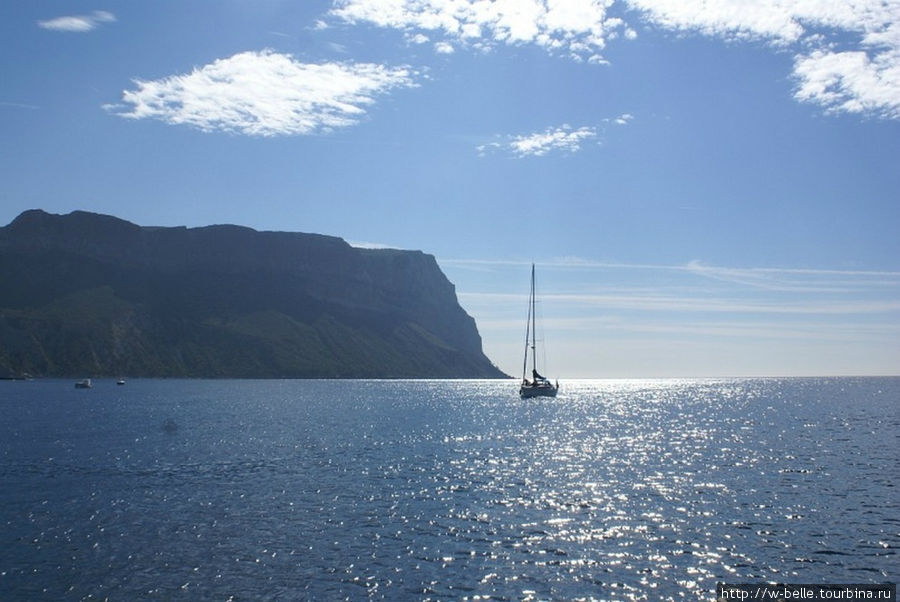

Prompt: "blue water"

[1,378,897,600]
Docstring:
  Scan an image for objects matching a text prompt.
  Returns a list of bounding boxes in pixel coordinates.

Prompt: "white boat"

[75,378,92,389]
[519,264,559,398]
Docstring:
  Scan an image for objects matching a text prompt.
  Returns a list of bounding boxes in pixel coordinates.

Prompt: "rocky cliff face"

[0,210,506,378]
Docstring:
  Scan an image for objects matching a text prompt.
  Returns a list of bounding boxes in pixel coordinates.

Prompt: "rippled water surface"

[1,378,897,600]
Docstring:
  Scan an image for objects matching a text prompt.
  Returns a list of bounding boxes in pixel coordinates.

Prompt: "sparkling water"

[1,377,896,600]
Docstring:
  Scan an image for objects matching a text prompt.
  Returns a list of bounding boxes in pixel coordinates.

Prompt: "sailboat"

[520,263,559,398]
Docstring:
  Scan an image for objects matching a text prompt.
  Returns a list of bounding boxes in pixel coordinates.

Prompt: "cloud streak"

[451,255,900,374]
[459,291,900,316]
[475,315,900,346]
[106,50,418,136]
[445,257,900,322]
[443,256,900,280]
[38,10,115,32]
[442,256,899,376]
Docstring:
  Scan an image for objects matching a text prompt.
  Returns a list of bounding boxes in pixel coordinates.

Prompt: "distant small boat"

[75,379,92,389]
[520,264,559,398]
[116,378,126,386]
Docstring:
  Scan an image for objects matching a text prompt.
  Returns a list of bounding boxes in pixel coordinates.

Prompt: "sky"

[2,0,899,377]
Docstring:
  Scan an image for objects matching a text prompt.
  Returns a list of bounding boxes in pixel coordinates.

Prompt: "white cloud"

[625,0,804,43]
[793,48,900,119]
[479,125,598,157]
[37,10,115,32]
[434,41,455,54]
[329,0,900,119]
[627,0,900,119]
[105,50,418,136]
[330,0,629,62]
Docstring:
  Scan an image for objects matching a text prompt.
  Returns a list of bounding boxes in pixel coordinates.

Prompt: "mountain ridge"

[0,209,507,379]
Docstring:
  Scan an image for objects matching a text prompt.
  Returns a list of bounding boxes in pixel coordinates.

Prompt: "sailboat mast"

[522,265,532,382]
[531,263,537,375]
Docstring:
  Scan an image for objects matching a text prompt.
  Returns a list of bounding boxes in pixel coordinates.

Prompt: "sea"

[0,377,896,601]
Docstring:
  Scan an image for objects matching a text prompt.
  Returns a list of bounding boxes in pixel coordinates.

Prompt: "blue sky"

[2,1,899,377]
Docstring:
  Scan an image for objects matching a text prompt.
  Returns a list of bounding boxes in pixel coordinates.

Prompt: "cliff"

[0,210,507,378]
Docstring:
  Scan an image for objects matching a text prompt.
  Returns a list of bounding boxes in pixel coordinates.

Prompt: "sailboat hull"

[519,384,558,398]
